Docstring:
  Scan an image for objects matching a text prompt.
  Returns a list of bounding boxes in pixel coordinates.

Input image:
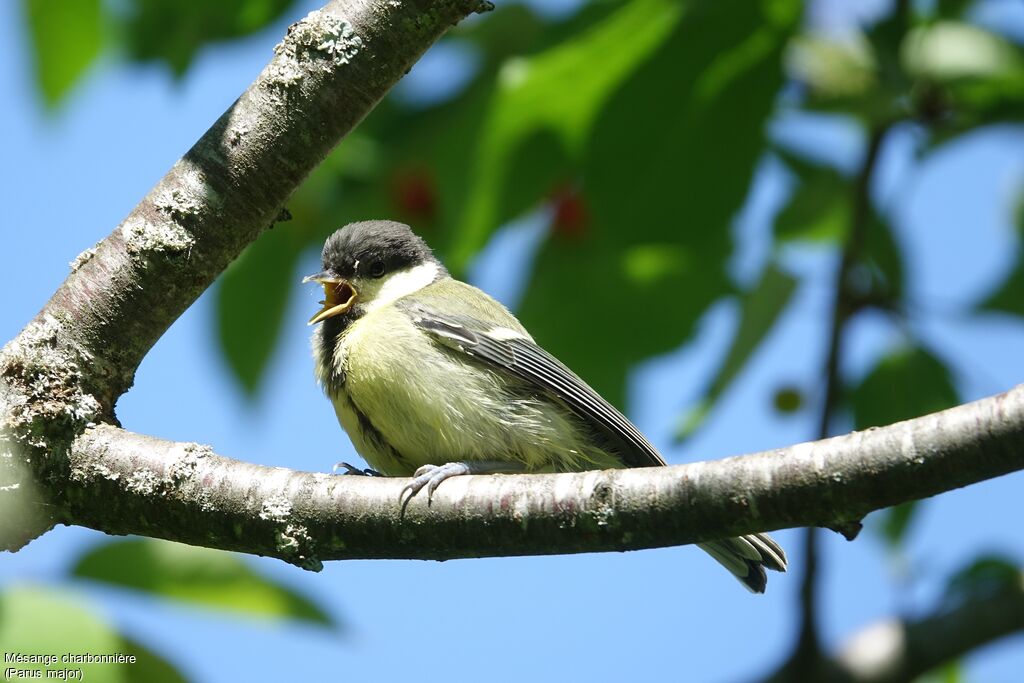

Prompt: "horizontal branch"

[57,384,1024,569]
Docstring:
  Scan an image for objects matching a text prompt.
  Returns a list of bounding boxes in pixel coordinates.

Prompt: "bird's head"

[304,220,446,325]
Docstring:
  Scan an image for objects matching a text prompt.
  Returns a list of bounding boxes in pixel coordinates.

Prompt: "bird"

[306,220,786,592]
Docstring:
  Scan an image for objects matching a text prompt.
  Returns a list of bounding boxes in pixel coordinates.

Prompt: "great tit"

[306,220,786,592]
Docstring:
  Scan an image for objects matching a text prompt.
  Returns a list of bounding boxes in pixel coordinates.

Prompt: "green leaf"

[584,0,797,248]
[0,586,186,683]
[786,32,877,100]
[452,3,548,65]
[24,0,103,108]
[72,539,334,627]
[980,248,1024,316]
[775,152,905,302]
[878,501,916,547]
[916,661,963,683]
[215,227,302,397]
[775,161,849,242]
[945,554,1021,601]
[119,0,296,75]
[863,210,905,303]
[708,264,798,398]
[119,637,190,683]
[285,3,680,273]
[902,22,1023,83]
[773,385,803,414]
[852,346,959,546]
[908,24,1024,151]
[851,346,959,430]
[449,0,685,269]
[517,0,797,406]
[675,263,798,441]
[936,0,974,18]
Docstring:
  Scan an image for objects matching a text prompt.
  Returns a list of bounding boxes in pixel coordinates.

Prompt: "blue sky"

[2,1,1023,681]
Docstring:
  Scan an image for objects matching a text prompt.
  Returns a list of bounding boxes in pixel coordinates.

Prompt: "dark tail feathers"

[698,533,787,593]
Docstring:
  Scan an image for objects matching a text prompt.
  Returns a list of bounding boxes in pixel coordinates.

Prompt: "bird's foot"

[332,461,383,477]
[400,462,472,503]
[400,460,525,504]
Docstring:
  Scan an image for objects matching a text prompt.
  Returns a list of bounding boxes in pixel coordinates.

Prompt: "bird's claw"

[332,461,383,477]
[400,462,472,504]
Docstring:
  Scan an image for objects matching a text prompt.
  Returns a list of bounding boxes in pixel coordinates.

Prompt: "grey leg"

[401,460,526,503]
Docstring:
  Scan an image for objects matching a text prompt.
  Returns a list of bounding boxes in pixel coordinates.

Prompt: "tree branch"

[29,0,484,411]
[835,574,1024,683]
[51,384,1024,569]
[764,570,1024,683]
[0,0,485,549]
[795,124,892,677]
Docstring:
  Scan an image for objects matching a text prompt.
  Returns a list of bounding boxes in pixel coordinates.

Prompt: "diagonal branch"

[836,574,1024,683]
[55,384,1024,569]
[26,0,486,411]
[764,570,1024,683]
[0,0,486,549]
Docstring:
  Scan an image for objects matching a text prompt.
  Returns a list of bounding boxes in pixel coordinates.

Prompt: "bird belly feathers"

[318,306,621,476]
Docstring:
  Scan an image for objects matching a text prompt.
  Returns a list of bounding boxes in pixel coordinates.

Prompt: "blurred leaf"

[851,346,959,430]
[24,0,103,108]
[773,385,803,414]
[790,1,910,123]
[852,346,959,546]
[676,263,798,441]
[866,2,910,88]
[917,661,963,683]
[499,129,573,225]
[517,0,797,407]
[286,2,678,273]
[775,160,849,242]
[287,69,504,256]
[215,226,302,397]
[450,0,684,269]
[863,210,905,303]
[119,0,296,75]
[120,637,190,683]
[73,539,333,627]
[936,0,974,18]
[786,32,876,100]
[902,22,1022,83]
[945,554,1022,601]
[776,152,905,302]
[0,586,186,683]
[452,4,548,66]
[910,24,1024,149]
[879,501,916,547]
[980,248,1024,316]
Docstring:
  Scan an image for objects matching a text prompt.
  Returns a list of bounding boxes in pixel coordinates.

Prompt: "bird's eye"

[369,261,386,278]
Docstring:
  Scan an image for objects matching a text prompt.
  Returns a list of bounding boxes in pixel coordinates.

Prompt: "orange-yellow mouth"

[304,274,357,325]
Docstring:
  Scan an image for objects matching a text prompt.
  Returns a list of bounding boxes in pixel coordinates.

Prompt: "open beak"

[303,272,357,325]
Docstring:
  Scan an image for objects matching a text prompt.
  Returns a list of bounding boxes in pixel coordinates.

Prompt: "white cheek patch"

[361,262,440,312]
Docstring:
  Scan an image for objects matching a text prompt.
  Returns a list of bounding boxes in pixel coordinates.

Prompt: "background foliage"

[6,0,1024,680]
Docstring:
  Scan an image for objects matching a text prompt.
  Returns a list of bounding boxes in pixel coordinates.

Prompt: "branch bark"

[1,0,1023,580]
[0,0,486,549]
[52,384,1024,569]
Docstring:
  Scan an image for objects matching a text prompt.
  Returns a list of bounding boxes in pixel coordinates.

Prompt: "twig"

[794,125,892,677]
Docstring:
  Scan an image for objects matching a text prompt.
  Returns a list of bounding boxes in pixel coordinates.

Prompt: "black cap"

[320,220,445,280]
